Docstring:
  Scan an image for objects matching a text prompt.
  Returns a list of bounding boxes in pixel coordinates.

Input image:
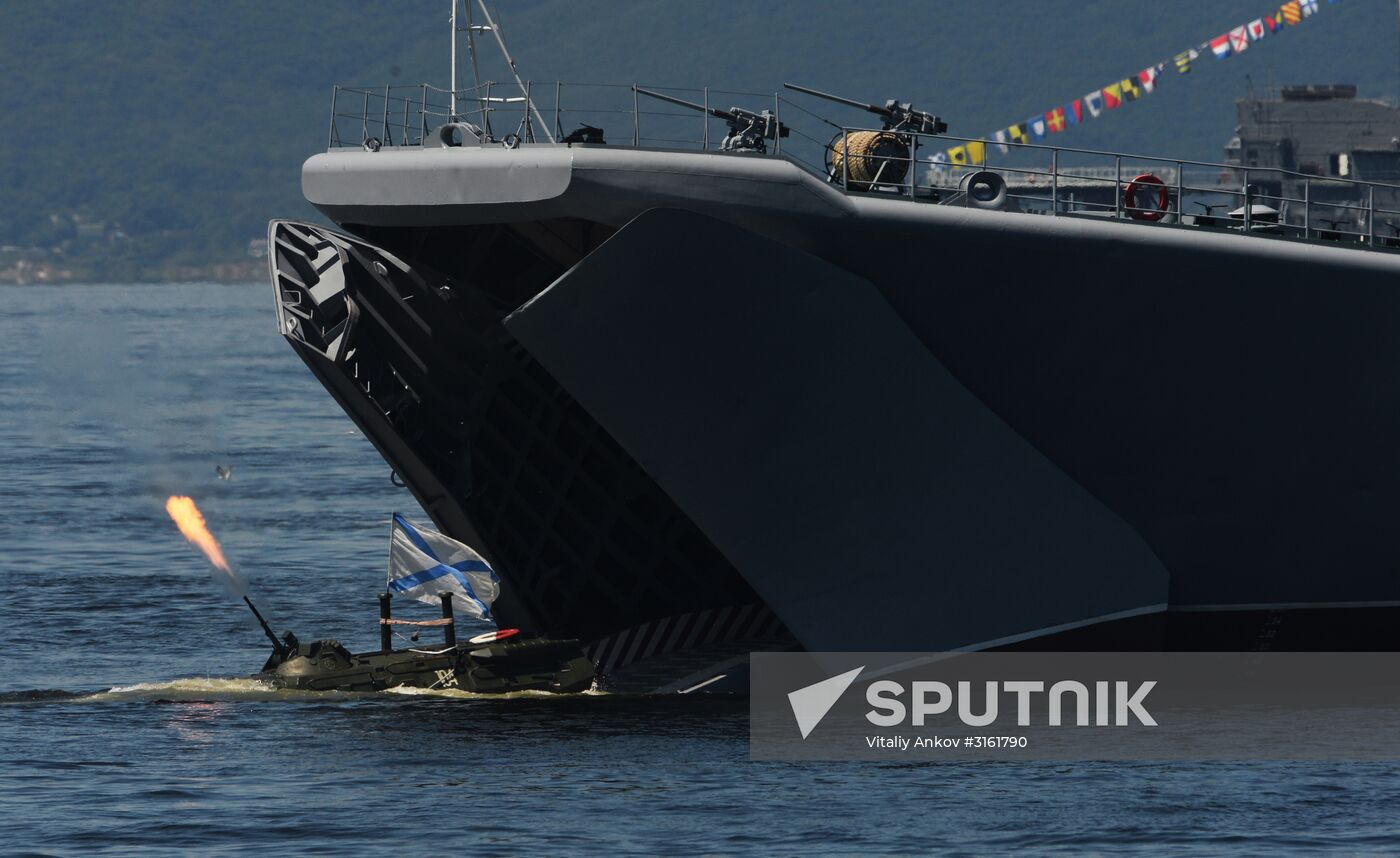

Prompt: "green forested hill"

[3,0,1398,275]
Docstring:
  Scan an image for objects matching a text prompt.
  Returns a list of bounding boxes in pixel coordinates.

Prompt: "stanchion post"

[440,593,457,647]
[379,592,393,652]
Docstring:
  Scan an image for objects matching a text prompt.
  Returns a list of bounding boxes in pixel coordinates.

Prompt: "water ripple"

[3,284,1400,855]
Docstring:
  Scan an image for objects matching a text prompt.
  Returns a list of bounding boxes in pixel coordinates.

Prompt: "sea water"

[1,283,1397,855]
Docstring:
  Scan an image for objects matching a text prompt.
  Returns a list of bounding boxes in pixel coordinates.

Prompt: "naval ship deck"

[324,80,1400,252]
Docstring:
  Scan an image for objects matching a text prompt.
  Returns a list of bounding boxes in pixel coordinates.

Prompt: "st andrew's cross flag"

[388,513,500,620]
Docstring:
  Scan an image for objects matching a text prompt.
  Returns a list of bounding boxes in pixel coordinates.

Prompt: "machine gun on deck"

[782,83,947,136]
[633,86,789,154]
[782,83,948,192]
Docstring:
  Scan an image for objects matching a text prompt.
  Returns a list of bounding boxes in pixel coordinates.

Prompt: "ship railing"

[326,81,1400,253]
[817,127,1400,252]
[327,81,779,151]
[329,84,459,148]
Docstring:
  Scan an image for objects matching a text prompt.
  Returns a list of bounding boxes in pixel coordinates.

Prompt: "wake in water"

[384,684,608,700]
[2,678,606,704]
[83,677,295,702]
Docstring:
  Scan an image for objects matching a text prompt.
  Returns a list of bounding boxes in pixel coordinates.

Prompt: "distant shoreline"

[0,258,267,285]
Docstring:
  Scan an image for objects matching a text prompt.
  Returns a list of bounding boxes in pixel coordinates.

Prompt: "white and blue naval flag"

[387,513,500,620]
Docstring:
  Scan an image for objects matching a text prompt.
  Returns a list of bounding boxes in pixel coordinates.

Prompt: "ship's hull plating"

[269,220,795,691]
[273,144,1400,687]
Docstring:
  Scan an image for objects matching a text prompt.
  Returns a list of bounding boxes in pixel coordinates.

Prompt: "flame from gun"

[165,495,232,573]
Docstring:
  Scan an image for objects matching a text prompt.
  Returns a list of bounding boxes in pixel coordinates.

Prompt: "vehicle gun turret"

[242,594,287,659]
[633,86,789,154]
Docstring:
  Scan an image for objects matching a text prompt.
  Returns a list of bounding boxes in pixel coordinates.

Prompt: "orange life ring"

[1124,173,1169,221]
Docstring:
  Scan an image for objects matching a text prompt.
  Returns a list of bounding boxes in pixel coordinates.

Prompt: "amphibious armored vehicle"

[250,593,595,694]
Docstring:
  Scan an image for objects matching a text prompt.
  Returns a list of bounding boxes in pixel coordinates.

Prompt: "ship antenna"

[450,0,487,121]
[471,0,555,143]
[464,0,482,94]
[450,0,458,119]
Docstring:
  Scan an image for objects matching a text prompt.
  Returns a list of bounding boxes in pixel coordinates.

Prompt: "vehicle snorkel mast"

[633,86,789,153]
[782,82,948,192]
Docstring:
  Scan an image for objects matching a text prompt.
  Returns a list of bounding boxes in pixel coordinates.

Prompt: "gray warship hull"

[271,137,1400,690]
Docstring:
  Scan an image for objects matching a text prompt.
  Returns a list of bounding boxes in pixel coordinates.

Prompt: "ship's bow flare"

[270,221,357,363]
[268,218,796,690]
[506,208,1171,652]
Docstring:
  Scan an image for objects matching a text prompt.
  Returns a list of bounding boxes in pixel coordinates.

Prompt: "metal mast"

[473,0,555,143]
[450,0,458,119]
[464,0,482,93]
